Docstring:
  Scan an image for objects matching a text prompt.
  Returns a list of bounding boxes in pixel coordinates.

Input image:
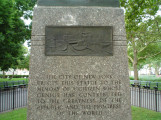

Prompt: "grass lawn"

[0,106,161,120]
[132,106,161,120]
[130,75,161,82]
[0,108,27,120]
[0,78,28,82]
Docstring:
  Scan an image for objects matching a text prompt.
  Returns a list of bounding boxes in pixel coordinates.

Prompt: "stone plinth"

[27,6,131,120]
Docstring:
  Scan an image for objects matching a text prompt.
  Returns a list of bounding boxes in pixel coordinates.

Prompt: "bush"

[130,76,134,80]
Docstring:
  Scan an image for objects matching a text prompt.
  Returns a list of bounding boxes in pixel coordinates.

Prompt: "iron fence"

[131,86,161,112]
[0,81,28,113]
[130,80,161,90]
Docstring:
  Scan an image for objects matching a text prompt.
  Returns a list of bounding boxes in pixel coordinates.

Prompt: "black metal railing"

[0,80,28,89]
[131,83,161,112]
[130,80,161,90]
[0,81,28,113]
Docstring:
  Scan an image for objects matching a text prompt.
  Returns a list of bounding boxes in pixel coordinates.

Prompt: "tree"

[0,0,36,76]
[120,0,161,80]
[144,48,161,76]
[17,46,30,71]
[0,0,15,77]
[18,54,30,70]
[153,61,161,76]
[9,46,28,78]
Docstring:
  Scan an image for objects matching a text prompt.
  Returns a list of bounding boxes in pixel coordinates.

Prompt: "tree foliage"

[120,0,161,79]
[0,0,36,71]
[18,54,30,70]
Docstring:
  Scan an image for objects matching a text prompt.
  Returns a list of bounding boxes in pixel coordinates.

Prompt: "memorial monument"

[27,0,132,120]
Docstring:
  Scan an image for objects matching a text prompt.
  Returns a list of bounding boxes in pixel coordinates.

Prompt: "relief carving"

[45,26,113,56]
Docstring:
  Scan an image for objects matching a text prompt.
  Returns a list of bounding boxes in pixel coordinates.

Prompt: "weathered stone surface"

[31,7,125,36]
[37,0,120,7]
[27,6,131,120]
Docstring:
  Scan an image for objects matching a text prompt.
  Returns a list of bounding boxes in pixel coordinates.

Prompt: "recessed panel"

[45,26,113,56]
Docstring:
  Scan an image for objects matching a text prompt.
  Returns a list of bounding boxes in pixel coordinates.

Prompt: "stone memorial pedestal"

[27,1,131,120]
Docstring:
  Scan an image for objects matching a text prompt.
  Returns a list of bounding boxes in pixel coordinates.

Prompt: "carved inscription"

[35,75,122,116]
[45,26,113,56]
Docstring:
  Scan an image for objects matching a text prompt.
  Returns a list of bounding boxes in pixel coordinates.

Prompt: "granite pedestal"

[27,6,131,120]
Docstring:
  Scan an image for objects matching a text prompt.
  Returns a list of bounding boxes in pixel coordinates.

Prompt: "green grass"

[0,106,161,120]
[0,78,28,82]
[132,106,161,120]
[130,75,161,82]
[0,108,27,120]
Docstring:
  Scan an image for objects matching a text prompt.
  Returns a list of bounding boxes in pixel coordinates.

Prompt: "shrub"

[129,76,134,80]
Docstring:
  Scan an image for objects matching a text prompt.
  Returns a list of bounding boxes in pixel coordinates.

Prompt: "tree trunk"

[2,71,5,79]
[10,69,15,80]
[129,70,131,76]
[132,37,139,80]
[148,64,152,75]
[133,63,138,80]
[155,66,159,76]
[133,49,138,80]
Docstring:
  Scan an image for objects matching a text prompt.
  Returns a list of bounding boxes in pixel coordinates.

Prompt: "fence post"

[138,85,141,107]
[13,87,15,110]
[155,88,158,112]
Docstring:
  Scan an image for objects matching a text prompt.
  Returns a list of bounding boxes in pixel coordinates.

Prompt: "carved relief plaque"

[45,26,113,56]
